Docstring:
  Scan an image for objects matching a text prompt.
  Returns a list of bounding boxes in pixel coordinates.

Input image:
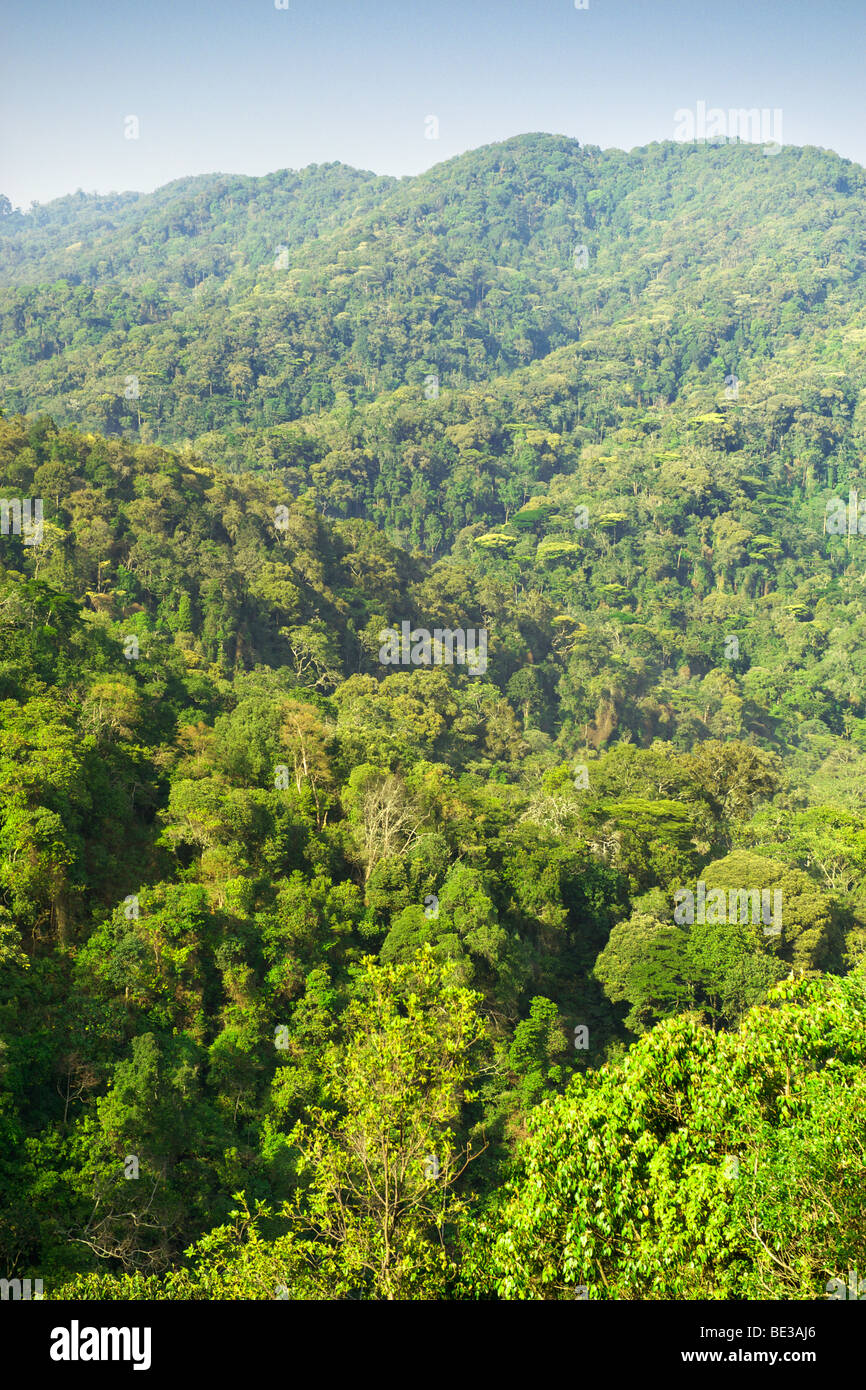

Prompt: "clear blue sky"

[1,0,864,208]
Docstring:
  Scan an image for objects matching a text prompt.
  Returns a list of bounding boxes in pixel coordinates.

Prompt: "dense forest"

[1,134,865,1300]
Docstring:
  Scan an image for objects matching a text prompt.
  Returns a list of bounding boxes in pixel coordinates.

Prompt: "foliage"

[2,135,866,1299]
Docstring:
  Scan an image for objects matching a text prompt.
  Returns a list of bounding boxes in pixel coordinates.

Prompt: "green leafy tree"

[193,949,488,1299]
[484,976,866,1300]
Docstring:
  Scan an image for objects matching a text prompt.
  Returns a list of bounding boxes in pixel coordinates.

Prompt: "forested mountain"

[1,134,865,1300]
[3,135,865,444]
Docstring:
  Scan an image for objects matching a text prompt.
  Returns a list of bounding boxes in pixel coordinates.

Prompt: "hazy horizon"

[7,128,864,216]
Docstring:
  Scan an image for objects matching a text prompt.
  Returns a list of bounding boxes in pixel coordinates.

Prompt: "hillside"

[1,134,866,1300]
[2,135,865,442]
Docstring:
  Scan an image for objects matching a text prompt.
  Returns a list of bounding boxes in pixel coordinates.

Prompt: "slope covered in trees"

[2,135,865,446]
[1,134,865,1299]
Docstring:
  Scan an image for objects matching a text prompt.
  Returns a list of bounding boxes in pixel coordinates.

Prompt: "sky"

[1,0,865,209]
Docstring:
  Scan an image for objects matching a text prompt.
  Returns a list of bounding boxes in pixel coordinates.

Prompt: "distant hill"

[2,134,864,447]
